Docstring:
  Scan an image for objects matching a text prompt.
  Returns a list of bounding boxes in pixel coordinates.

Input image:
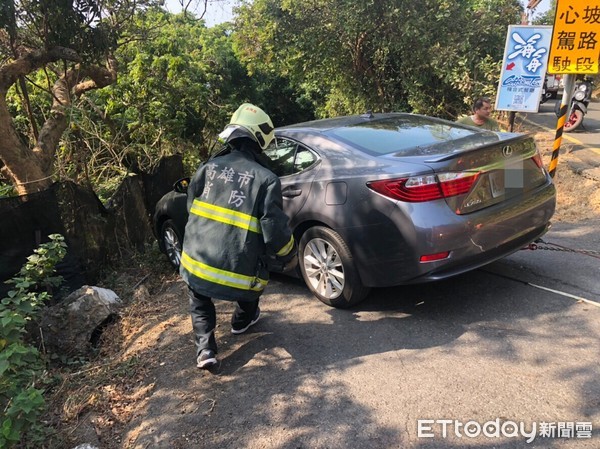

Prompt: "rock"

[40,285,122,356]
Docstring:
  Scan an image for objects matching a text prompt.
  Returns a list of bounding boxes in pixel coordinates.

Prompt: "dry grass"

[526,128,600,222]
[41,248,183,449]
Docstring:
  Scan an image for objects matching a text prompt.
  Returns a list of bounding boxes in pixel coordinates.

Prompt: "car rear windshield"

[326,116,479,156]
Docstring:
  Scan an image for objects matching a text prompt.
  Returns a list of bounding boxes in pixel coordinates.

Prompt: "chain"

[525,238,600,260]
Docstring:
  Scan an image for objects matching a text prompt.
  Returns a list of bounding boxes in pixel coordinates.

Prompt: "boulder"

[40,286,122,356]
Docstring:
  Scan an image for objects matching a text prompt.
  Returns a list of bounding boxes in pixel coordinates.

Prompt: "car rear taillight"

[420,251,450,262]
[367,172,479,202]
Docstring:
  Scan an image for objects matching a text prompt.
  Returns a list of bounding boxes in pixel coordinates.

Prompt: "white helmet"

[218,103,275,150]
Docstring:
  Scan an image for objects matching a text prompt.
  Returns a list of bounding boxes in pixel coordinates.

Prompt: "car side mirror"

[173,177,190,193]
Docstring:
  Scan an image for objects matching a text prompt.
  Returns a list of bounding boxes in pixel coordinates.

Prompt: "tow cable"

[482,265,600,309]
[490,238,600,308]
[524,238,600,261]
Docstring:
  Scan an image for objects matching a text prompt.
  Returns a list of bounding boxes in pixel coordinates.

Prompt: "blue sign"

[495,25,552,113]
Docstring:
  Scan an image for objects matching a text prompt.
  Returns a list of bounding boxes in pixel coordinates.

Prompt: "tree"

[92,8,313,178]
[85,10,266,181]
[0,0,155,195]
[533,0,556,25]
[234,0,522,119]
[87,9,224,177]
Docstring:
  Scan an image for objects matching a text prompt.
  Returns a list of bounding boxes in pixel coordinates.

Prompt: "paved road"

[126,220,600,449]
[117,97,600,449]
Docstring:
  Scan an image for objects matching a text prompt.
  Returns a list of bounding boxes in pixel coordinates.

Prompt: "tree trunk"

[0,48,116,195]
[0,96,50,194]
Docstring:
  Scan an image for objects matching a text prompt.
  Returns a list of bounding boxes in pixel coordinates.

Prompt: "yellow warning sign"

[548,0,600,74]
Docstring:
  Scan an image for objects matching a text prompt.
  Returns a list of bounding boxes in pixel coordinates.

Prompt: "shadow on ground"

[113,246,599,449]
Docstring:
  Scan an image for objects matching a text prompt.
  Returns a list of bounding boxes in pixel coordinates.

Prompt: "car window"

[294,145,317,172]
[327,116,478,156]
[264,138,317,176]
[264,138,297,176]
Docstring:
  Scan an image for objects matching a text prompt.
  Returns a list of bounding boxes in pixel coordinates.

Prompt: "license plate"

[489,171,505,198]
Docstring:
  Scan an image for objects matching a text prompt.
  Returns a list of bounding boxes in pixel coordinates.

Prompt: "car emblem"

[502,145,513,158]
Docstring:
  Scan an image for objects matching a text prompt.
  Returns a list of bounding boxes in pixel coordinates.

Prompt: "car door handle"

[282,188,302,198]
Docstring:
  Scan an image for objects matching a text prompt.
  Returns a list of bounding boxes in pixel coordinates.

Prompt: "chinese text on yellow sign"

[548,0,600,74]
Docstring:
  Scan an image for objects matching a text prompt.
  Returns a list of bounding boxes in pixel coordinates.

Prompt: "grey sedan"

[153,113,556,308]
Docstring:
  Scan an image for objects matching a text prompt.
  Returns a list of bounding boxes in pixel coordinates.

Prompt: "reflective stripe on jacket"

[180,144,294,302]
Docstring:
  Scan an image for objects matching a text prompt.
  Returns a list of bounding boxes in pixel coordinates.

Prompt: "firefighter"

[180,103,297,369]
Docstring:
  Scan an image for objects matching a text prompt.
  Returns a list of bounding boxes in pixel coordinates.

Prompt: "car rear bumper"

[347,181,556,287]
[406,223,550,283]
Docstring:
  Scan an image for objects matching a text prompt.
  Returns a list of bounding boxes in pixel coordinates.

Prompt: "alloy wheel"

[163,224,182,268]
[302,237,345,300]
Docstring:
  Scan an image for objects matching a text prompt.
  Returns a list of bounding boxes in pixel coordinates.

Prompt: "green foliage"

[0,235,67,448]
[69,7,313,192]
[0,182,17,198]
[0,0,162,196]
[5,70,57,150]
[74,9,221,184]
[1,0,110,62]
[235,0,522,119]
[533,0,556,25]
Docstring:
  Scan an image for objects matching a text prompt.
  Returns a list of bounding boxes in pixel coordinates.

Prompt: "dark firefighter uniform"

[180,143,295,301]
[180,138,295,361]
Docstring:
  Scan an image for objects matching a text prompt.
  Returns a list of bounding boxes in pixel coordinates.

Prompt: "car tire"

[299,226,370,308]
[161,219,183,269]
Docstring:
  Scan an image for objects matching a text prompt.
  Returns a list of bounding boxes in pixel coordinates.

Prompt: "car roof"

[275,112,511,158]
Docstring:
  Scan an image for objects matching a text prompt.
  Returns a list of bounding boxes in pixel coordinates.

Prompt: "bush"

[0,235,67,448]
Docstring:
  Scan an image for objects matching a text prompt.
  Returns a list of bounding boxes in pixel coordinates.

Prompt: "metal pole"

[548,74,576,178]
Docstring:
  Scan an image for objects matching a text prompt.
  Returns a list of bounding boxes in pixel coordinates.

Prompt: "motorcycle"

[555,76,594,132]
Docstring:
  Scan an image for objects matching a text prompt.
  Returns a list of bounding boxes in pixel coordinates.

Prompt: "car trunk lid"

[422,134,549,214]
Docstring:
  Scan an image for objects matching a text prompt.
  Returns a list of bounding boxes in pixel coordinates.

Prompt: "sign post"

[547,0,600,178]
